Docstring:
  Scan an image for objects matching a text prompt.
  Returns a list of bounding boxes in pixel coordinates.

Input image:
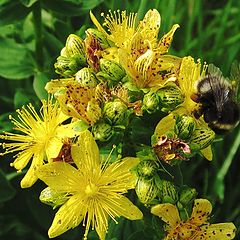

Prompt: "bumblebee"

[192,63,240,134]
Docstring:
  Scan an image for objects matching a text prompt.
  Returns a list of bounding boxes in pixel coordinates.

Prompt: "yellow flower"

[0,98,79,188]
[91,9,181,88]
[46,80,111,126]
[37,130,143,239]
[151,198,236,240]
[177,56,207,113]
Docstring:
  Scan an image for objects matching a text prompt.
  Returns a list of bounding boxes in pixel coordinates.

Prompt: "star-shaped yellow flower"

[37,130,143,239]
[0,98,79,188]
[151,198,236,239]
[91,9,181,88]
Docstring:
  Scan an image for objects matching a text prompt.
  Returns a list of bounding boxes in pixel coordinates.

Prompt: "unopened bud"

[179,186,197,206]
[157,84,184,112]
[66,34,85,56]
[136,160,158,180]
[40,187,68,209]
[175,115,196,140]
[156,179,178,204]
[136,178,158,204]
[92,122,113,142]
[142,91,160,114]
[103,100,128,126]
[75,68,98,87]
[99,59,126,82]
[190,127,215,150]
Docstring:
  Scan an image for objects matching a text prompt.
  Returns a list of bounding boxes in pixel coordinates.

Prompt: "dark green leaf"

[14,88,37,108]
[0,38,35,79]
[42,0,84,16]
[0,1,30,26]
[81,0,104,10]
[0,169,16,203]
[20,0,38,7]
[33,72,49,100]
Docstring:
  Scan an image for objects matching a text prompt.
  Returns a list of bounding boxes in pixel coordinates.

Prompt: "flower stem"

[32,1,43,71]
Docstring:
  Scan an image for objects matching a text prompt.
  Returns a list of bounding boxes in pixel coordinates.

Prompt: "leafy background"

[0,0,239,239]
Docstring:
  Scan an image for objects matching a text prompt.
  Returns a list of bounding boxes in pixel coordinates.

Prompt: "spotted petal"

[197,223,236,240]
[21,151,44,188]
[71,130,100,170]
[37,162,83,193]
[102,194,143,220]
[48,194,87,238]
[190,199,212,226]
[151,203,181,227]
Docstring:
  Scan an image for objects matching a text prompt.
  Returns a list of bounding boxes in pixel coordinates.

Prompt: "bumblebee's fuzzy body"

[193,64,240,134]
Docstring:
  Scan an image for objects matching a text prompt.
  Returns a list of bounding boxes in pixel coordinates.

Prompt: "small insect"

[192,63,240,134]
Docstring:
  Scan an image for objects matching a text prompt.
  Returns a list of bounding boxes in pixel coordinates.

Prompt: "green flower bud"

[39,187,69,209]
[155,179,178,204]
[103,100,128,126]
[136,160,158,180]
[136,178,158,204]
[66,34,85,56]
[189,127,215,150]
[75,68,98,87]
[142,91,160,114]
[157,84,184,112]
[174,115,196,140]
[86,28,112,49]
[92,122,113,142]
[99,59,126,82]
[54,55,86,77]
[179,186,197,206]
[60,47,68,57]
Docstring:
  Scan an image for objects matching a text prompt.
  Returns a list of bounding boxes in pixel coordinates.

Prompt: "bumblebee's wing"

[207,64,230,113]
[230,60,240,101]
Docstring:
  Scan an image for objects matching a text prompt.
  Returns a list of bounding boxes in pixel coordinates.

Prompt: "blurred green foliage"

[0,0,239,239]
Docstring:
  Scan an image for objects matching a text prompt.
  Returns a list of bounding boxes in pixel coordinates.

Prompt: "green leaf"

[20,0,38,7]
[42,0,84,16]
[81,0,104,11]
[0,1,30,26]
[0,169,16,203]
[14,88,37,108]
[33,72,49,100]
[0,38,35,79]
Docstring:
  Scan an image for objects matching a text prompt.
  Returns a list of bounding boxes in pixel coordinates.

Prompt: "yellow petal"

[20,152,44,188]
[71,130,100,170]
[197,223,236,240]
[102,195,143,220]
[190,199,212,225]
[37,162,82,193]
[200,145,213,161]
[158,24,180,54]
[11,148,33,170]
[154,113,175,138]
[94,204,109,240]
[137,9,161,47]
[89,10,108,36]
[151,203,181,227]
[48,194,87,238]
[45,137,63,160]
[56,120,82,138]
[101,157,139,189]
[86,99,102,124]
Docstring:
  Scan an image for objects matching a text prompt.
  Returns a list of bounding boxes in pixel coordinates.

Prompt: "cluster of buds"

[134,158,197,210]
[55,34,87,77]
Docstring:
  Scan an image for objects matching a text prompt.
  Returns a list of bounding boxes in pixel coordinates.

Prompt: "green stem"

[32,1,43,71]
[217,127,240,181]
